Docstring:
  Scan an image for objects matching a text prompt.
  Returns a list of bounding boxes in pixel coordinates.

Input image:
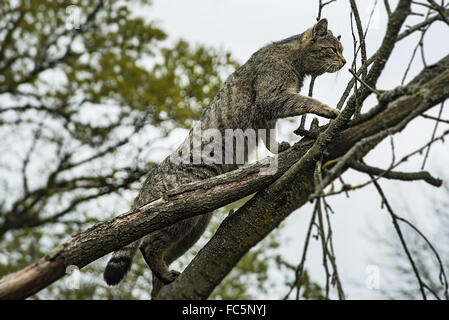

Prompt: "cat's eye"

[328,47,338,54]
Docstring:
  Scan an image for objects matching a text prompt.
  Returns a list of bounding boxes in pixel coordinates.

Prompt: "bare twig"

[422,101,445,169]
[394,215,449,299]
[427,0,449,24]
[317,0,337,20]
[349,161,443,187]
[421,113,449,124]
[370,177,429,300]
[283,202,318,300]
[401,18,430,85]
[349,68,382,96]
[349,0,368,78]
[384,0,392,15]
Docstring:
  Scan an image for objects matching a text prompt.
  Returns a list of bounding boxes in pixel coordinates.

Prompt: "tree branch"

[349,160,443,187]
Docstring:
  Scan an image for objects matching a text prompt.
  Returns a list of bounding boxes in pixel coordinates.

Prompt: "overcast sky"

[137,0,449,299]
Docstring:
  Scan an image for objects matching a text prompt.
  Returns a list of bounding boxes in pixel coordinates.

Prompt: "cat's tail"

[103,239,142,286]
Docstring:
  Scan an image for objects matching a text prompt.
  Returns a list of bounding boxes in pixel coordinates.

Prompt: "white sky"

[137,0,449,299]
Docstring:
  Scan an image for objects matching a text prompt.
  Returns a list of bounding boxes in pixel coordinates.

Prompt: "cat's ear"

[313,18,328,39]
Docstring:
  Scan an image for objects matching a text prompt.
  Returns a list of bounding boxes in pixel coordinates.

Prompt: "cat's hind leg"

[140,231,180,284]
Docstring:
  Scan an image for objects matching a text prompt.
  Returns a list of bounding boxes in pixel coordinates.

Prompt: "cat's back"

[198,40,295,130]
[133,38,301,208]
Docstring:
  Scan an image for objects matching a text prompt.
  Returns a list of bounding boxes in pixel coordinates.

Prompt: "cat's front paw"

[323,105,340,119]
[308,103,340,119]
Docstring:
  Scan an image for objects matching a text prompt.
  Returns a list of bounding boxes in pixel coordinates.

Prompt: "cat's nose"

[341,58,346,66]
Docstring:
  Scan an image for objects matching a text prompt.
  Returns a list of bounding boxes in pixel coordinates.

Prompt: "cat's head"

[300,19,346,76]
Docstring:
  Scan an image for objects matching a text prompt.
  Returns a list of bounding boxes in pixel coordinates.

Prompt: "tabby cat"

[104,18,345,296]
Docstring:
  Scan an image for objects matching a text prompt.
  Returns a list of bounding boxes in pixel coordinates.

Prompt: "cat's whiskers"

[329,62,343,73]
[313,62,332,76]
[323,63,334,74]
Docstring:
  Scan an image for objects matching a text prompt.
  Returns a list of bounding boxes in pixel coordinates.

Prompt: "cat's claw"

[331,108,341,118]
